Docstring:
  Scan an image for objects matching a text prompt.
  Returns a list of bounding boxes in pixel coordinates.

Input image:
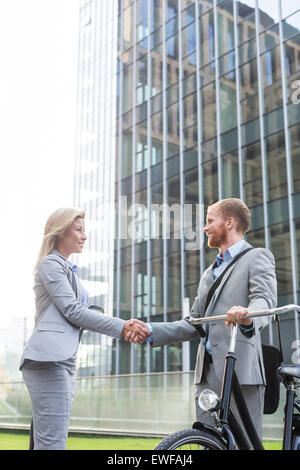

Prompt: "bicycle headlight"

[198,389,220,412]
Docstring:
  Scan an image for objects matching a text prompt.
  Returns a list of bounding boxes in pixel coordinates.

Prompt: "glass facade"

[73,0,119,376]
[75,0,300,376]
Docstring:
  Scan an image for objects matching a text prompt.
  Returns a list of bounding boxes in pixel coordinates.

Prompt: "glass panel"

[151,111,163,164]
[241,94,259,124]
[270,222,293,297]
[222,151,239,198]
[217,0,234,56]
[123,4,134,50]
[199,61,215,87]
[266,131,288,201]
[238,37,257,65]
[261,46,283,114]
[182,22,196,57]
[151,0,163,31]
[167,253,181,313]
[240,57,258,100]
[167,102,180,157]
[199,9,215,67]
[203,159,218,206]
[219,50,235,76]
[135,261,148,319]
[123,64,133,113]
[183,71,196,98]
[167,58,179,87]
[122,130,133,178]
[166,33,179,60]
[282,10,300,40]
[167,174,181,239]
[136,55,148,106]
[243,141,263,207]
[289,124,300,193]
[220,71,237,133]
[119,265,132,320]
[166,15,178,40]
[167,0,178,20]
[185,250,200,287]
[183,92,197,129]
[119,341,131,374]
[136,125,148,173]
[259,23,280,52]
[184,124,198,150]
[151,181,163,241]
[198,0,214,16]
[237,11,256,44]
[167,344,182,371]
[284,34,300,102]
[151,47,163,96]
[201,82,216,141]
[151,257,164,317]
[182,3,196,26]
[245,227,265,248]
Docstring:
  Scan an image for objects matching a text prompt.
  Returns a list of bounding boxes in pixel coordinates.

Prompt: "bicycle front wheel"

[154,428,227,450]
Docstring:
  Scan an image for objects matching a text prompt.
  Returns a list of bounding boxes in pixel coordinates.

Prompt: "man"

[126,198,277,439]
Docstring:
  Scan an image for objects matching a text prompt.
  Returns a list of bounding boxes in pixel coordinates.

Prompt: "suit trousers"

[194,354,265,446]
[22,361,75,450]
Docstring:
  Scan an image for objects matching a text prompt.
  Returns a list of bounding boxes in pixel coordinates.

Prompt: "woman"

[19,207,148,450]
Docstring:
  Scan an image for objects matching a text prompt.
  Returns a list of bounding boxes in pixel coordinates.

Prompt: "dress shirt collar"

[215,239,246,266]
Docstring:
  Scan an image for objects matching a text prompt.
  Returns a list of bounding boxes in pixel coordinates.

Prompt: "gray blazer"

[150,243,277,386]
[20,249,125,367]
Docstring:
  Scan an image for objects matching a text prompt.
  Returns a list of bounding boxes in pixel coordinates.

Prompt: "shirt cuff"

[146,323,153,343]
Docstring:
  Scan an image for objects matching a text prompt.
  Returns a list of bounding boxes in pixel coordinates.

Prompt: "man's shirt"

[146,239,254,345]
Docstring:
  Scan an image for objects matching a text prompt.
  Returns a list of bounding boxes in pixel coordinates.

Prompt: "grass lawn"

[0,431,282,450]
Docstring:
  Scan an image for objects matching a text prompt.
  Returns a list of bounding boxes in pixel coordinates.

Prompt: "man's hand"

[226,306,253,327]
[121,319,150,343]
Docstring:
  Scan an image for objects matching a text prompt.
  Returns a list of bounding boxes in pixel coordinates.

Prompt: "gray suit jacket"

[150,244,277,386]
[20,249,125,367]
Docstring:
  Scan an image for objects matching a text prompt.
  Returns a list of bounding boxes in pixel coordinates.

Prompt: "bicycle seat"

[277,364,300,379]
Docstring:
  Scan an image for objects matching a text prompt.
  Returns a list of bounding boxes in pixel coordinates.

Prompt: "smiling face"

[203,207,229,249]
[56,217,87,258]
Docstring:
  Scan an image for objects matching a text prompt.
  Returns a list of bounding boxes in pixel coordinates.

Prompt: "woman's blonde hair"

[33,207,85,274]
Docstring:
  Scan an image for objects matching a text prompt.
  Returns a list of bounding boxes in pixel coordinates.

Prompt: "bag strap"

[204,247,254,314]
[274,314,284,363]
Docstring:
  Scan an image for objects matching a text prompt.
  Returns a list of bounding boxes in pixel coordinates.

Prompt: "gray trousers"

[22,362,75,450]
[195,357,265,444]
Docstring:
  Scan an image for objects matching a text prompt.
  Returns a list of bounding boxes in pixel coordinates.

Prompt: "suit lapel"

[198,265,214,316]
[204,242,253,316]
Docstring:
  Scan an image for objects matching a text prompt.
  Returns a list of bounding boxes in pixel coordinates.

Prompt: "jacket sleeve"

[245,248,277,338]
[38,255,125,338]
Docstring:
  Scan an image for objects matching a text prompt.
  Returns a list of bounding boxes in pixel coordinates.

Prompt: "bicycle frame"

[216,323,264,450]
[187,304,300,450]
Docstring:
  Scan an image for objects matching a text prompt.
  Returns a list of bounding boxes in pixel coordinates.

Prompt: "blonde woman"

[19,207,149,450]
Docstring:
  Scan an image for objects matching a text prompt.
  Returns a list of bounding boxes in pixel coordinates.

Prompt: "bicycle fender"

[192,421,227,445]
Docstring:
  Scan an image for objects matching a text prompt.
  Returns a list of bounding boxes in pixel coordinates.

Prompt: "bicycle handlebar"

[186,304,300,325]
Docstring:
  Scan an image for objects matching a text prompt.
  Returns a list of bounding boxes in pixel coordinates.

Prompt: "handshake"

[121,319,151,344]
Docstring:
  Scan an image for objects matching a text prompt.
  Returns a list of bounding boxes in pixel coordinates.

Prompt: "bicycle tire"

[154,428,227,450]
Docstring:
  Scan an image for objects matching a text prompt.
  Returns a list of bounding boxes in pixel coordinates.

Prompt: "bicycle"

[154,304,300,451]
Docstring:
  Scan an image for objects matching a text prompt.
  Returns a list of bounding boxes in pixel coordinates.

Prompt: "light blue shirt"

[147,239,254,346]
[67,260,89,307]
[206,239,254,354]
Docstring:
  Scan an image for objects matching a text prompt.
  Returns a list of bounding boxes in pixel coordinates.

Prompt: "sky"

[0,0,81,327]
